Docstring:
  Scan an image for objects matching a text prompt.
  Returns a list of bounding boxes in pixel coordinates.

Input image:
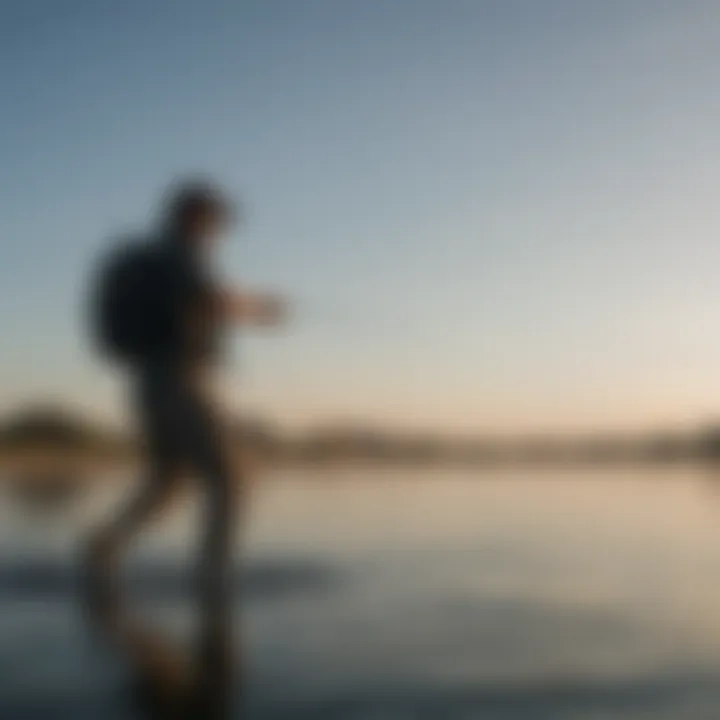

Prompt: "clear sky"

[3,0,720,433]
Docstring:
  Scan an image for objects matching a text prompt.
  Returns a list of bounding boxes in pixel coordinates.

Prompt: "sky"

[2,0,720,433]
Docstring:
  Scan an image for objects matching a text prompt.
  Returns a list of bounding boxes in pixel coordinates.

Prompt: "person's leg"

[186,397,243,718]
[84,368,192,631]
[83,461,183,635]
[198,462,238,629]
[191,477,239,719]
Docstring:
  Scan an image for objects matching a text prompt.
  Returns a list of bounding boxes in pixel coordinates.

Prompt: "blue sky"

[2,0,720,432]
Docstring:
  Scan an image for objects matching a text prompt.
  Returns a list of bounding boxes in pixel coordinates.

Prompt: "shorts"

[134,366,228,480]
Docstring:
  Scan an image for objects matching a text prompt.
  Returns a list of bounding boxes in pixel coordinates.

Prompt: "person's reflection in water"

[113,615,234,719]
[82,179,287,718]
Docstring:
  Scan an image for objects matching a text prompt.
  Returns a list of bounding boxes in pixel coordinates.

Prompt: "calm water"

[1,468,720,718]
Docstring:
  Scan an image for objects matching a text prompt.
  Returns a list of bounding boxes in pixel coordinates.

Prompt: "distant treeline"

[3,405,720,468]
[0,406,129,459]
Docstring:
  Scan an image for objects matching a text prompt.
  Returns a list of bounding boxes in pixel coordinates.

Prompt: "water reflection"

[0,471,719,718]
[249,672,720,719]
[0,557,342,602]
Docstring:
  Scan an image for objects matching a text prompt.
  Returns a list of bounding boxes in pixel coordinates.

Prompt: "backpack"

[89,239,173,365]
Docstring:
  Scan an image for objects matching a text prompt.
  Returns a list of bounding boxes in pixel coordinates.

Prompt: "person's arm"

[215,286,286,326]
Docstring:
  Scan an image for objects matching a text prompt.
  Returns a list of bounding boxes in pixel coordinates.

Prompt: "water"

[1,468,720,718]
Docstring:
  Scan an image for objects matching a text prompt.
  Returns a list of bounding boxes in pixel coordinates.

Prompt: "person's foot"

[122,625,195,719]
[189,628,236,719]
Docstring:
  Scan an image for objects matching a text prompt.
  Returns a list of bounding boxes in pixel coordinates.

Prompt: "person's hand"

[219,288,288,326]
[255,294,287,326]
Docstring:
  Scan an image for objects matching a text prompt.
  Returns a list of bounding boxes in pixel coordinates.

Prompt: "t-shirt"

[141,234,222,371]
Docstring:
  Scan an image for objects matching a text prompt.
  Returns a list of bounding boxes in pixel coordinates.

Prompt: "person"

[83,179,285,717]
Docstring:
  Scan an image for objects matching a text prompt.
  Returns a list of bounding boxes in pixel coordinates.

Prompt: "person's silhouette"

[82,180,286,717]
